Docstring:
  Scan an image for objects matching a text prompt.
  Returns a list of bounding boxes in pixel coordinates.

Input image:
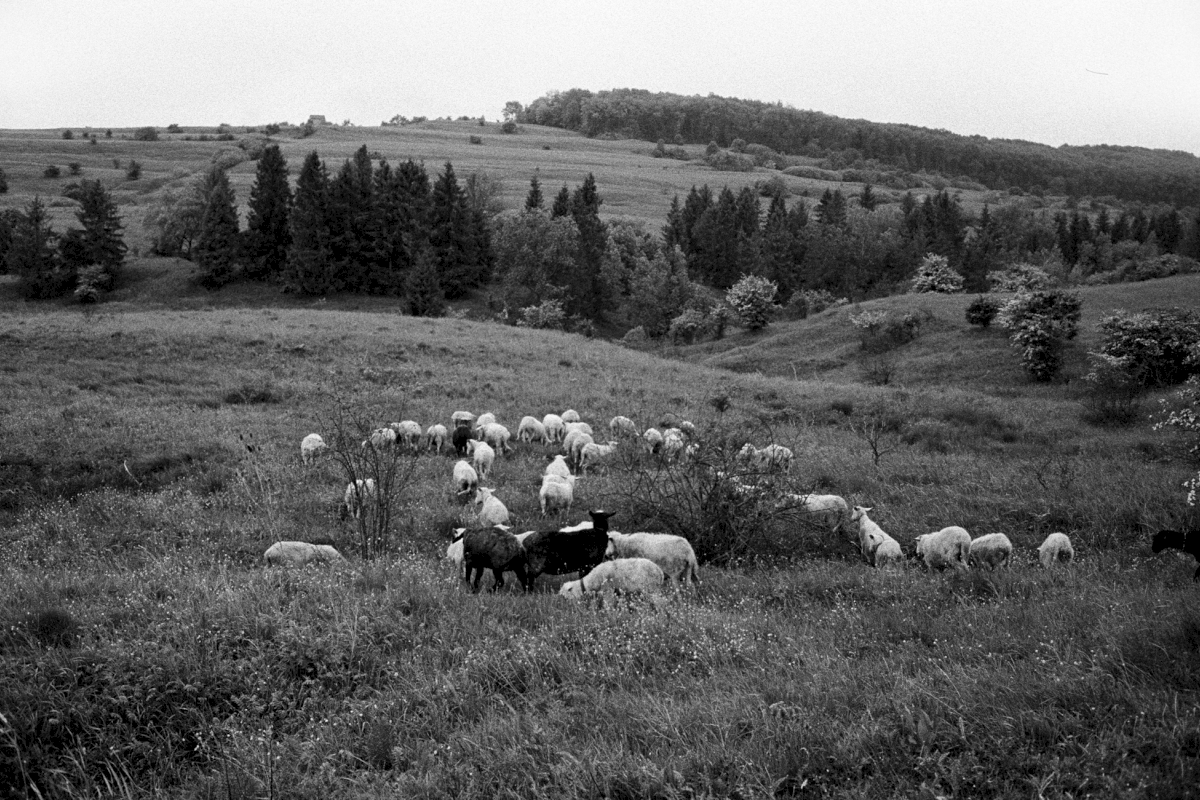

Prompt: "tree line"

[514,88,1200,207]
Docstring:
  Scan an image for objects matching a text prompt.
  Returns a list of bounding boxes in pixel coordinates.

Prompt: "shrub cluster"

[987,263,1052,292]
[965,295,1000,328]
[997,290,1081,382]
[850,308,929,353]
[133,126,158,142]
[515,298,566,330]
[725,274,777,331]
[786,289,847,319]
[1096,308,1200,388]
[909,253,964,293]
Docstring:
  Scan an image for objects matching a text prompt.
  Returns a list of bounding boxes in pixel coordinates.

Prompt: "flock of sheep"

[271,408,1200,591]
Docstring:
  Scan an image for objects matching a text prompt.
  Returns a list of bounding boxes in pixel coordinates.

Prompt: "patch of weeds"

[222,380,286,405]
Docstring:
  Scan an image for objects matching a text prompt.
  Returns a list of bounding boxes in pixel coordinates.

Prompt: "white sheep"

[542,413,566,444]
[425,424,448,454]
[678,420,696,439]
[642,427,664,454]
[539,473,576,515]
[364,427,397,450]
[264,541,345,567]
[562,429,593,466]
[453,459,479,497]
[300,433,326,465]
[780,493,850,535]
[578,441,619,474]
[559,557,666,598]
[342,478,377,520]
[391,420,423,449]
[1038,532,1075,569]
[609,415,638,437]
[605,531,700,585]
[969,532,1013,570]
[661,429,685,460]
[473,412,497,439]
[561,409,581,423]
[564,421,594,437]
[517,415,549,445]
[544,454,572,481]
[848,506,904,568]
[758,443,793,473]
[473,486,510,527]
[472,440,496,479]
[915,526,972,572]
[479,422,514,454]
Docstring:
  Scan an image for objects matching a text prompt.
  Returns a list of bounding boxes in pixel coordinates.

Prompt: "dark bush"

[125,160,142,180]
[264,123,281,135]
[43,165,61,179]
[501,121,517,133]
[468,135,483,145]
[61,129,73,140]
[166,123,181,133]
[1097,308,1200,388]
[133,126,158,142]
[965,295,999,328]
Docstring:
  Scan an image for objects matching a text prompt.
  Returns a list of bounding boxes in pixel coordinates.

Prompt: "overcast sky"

[4,0,1199,155]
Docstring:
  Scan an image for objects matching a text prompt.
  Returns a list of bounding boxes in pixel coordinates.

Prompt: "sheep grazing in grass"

[642,427,664,454]
[578,441,619,474]
[473,486,510,527]
[472,440,496,479]
[264,540,345,567]
[523,510,615,585]
[969,532,1013,570]
[678,420,696,439]
[462,525,530,592]
[661,429,686,460]
[543,453,571,479]
[564,421,594,439]
[1151,529,1200,580]
[473,412,497,436]
[1038,532,1075,569]
[452,425,473,457]
[779,493,849,536]
[364,427,397,450]
[609,415,637,438]
[605,531,700,585]
[425,424,448,454]
[518,415,548,445]
[559,557,666,598]
[543,413,566,444]
[300,433,326,465]
[758,443,793,473]
[341,478,377,520]
[561,409,581,423]
[563,430,594,471]
[479,422,514,454]
[915,526,972,572]
[453,460,479,498]
[539,473,576,515]
[447,527,532,571]
[391,420,422,449]
[848,506,903,569]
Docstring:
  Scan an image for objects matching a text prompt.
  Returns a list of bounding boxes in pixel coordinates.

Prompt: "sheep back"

[560,557,665,597]
[605,532,700,584]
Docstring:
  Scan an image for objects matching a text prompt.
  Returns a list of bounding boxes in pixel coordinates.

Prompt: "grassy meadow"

[2,123,1200,798]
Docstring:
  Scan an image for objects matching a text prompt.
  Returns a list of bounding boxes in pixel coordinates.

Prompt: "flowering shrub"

[516,299,566,330]
[1154,375,1200,504]
[850,308,928,352]
[725,275,778,331]
[987,263,1052,293]
[997,290,1082,382]
[909,254,964,293]
[1097,308,1200,388]
[787,289,847,319]
[1080,352,1142,426]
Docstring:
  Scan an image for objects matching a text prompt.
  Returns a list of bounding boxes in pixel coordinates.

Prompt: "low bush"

[43,165,61,179]
[1097,308,1200,388]
[965,295,999,328]
[133,126,158,142]
[909,253,964,293]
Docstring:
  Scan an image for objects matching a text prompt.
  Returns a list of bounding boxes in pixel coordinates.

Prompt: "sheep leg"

[489,569,505,592]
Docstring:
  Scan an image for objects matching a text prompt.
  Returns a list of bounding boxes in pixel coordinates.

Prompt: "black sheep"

[462,525,529,593]
[452,425,473,457]
[523,510,615,587]
[1152,529,1200,580]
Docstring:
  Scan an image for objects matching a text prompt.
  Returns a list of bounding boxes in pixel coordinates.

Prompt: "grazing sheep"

[264,540,345,567]
[391,420,423,449]
[462,526,530,592]
[473,486,510,527]
[341,478,377,520]
[453,459,479,498]
[848,506,904,568]
[479,422,514,454]
[564,421,594,438]
[425,423,448,454]
[915,526,972,572]
[563,430,594,471]
[543,413,566,444]
[300,433,327,465]
[451,411,476,426]
[661,429,686,460]
[1151,529,1200,580]
[1037,532,1075,569]
[969,533,1013,570]
[523,510,615,585]
[472,440,496,479]
[539,473,576,515]
[561,409,581,423]
[678,420,696,439]
[452,425,473,457]
[447,527,532,571]
[473,412,497,437]
[642,427,664,454]
[610,415,637,437]
[578,441,619,474]
[544,454,572,481]
[759,443,794,473]
[779,493,849,535]
[560,557,666,598]
[518,415,549,445]
[605,531,700,585]
[364,427,397,450]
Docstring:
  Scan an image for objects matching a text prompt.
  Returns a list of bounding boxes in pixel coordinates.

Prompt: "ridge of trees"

[516,88,1200,207]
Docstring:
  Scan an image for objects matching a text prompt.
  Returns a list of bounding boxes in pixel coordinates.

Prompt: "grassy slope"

[2,126,1200,798]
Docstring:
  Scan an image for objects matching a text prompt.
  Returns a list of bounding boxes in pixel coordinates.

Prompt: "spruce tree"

[406,250,445,317]
[815,188,847,227]
[284,151,339,295]
[859,183,878,211]
[662,195,685,252]
[550,185,571,218]
[733,187,760,238]
[429,162,480,298]
[327,145,376,292]
[10,197,69,298]
[193,166,240,288]
[245,144,292,280]
[64,180,127,283]
[524,175,544,211]
[570,173,609,319]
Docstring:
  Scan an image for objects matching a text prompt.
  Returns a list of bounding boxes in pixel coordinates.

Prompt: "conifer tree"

[859,183,878,211]
[193,166,240,288]
[551,185,571,218]
[10,197,68,298]
[327,145,376,291]
[524,175,544,211]
[284,151,339,295]
[662,195,685,252]
[406,249,445,316]
[69,179,126,281]
[570,173,609,319]
[244,144,292,280]
[429,162,480,298]
[815,188,847,227]
[733,187,760,238]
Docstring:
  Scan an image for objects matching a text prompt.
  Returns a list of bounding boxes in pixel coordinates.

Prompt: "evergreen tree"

[662,195,685,252]
[10,197,69,298]
[733,186,761,238]
[406,250,445,316]
[0,209,16,273]
[551,185,571,218]
[524,175,544,211]
[679,185,713,255]
[759,193,797,296]
[689,187,739,289]
[430,162,480,298]
[327,145,376,291]
[815,188,847,227]
[244,144,292,280]
[859,183,878,211]
[193,166,241,288]
[570,173,610,319]
[284,151,339,295]
[67,179,126,282]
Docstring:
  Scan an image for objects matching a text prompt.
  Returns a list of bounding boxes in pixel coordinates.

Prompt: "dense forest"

[514,89,1200,207]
